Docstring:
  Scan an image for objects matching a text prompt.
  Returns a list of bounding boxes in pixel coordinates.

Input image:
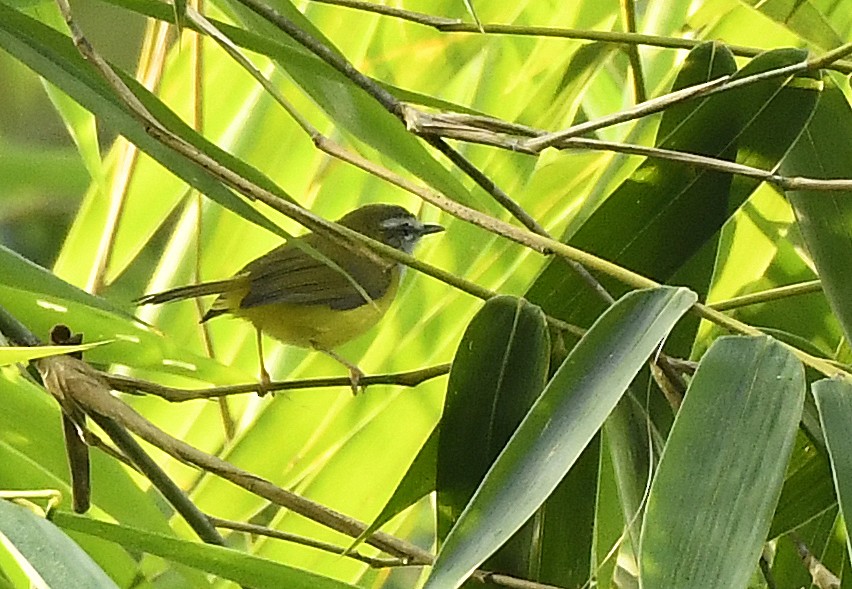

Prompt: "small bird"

[137,204,444,393]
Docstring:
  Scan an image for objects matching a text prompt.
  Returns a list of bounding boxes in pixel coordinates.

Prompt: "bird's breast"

[234,267,401,349]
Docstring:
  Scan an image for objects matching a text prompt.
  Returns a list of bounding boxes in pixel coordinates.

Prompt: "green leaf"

[0,243,242,382]
[0,372,197,586]
[220,0,474,207]
[604,389,664,551]
[437,295,549,540]
[813,378,852,560]
[437,295,549,580]
[639,336,805,589]
[0,3,286,239]
[528,46,820,328]
[770,444,836,537]
[0,341,110,365]
[0,500,119,589]
[351,426,438,550]
[737,0,845,50]
[527,41,737,324]
[53,513,359,589]
[783,77,852,344]
[423,286,696,589]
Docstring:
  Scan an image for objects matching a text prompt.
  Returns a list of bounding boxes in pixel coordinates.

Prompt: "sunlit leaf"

[53,513,359,589]
[0,500,119,589]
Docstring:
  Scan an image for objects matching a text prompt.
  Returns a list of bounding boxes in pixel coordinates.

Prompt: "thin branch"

[759,552,778,589]
[619,0,646,103]
[406,114,852,192]
[104,363,452,400]
[555,138,852,192]
[708,280,822,311]
[233,0,615,306]
[88,412,225,545]
[308,0,852,74]
[524,45,852,151]
[398,44,852,154]
[31,346,567,589]
[209,516,408,568]
[51,0,846,383]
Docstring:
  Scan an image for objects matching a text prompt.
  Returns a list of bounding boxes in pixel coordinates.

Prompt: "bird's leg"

[311,342,365,395]
[255,328,272,397]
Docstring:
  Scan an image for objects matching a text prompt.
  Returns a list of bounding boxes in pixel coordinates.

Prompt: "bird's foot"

[348,365,366,396]
[257,365,273,397]
[312,342,367,395]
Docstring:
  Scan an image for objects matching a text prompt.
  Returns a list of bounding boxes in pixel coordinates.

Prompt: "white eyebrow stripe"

[380,217,415,229]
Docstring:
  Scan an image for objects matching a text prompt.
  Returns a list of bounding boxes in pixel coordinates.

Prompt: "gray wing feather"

[237,242,392,311]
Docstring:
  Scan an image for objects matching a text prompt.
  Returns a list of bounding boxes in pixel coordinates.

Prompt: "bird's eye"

[380,217,422,253]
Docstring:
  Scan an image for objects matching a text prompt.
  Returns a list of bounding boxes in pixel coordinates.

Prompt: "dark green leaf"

[528,46,820,329]
[437,295,550,582]
[424,286,696,589]
[783,77,852,344]
[437,295,549,541]
[770,444,836,537]
[813,377,852,559]
[639,336,805,588]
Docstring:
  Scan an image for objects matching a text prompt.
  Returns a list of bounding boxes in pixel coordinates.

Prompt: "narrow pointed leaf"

[528,46,819,328]
[0,500,119,589]
[351,426,438,550]
[221,0,473,206]
[0,3,285,238]
[0,244,240,382]
[737,0,845,50]
[438,295,550,541]
[813,378,852,560]
[770,448,836,537]
[0,342,109,365]
[438,295,550,579]
[639,336,805,589]
[424,286,696,589]
[783,78,852,344]
[53,513,358,589]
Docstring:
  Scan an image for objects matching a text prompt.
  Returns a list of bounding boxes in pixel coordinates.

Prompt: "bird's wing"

[237,242,393,311]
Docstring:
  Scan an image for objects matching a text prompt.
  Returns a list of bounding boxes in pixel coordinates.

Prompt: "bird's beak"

[420,223,445,236]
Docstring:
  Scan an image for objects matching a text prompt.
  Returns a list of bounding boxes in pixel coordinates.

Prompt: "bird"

[136,203,444,393]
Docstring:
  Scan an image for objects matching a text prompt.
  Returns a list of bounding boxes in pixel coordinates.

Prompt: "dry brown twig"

[34,350,564,589]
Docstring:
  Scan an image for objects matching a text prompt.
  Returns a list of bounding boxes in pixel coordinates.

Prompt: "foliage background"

[0,0,851,588]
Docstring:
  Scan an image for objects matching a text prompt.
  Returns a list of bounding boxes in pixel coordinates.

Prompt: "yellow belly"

[234,297,392,349]
[216,268,400,350]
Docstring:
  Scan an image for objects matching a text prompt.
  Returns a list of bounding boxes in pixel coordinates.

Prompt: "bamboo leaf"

[423,286,696,589]
[783,78,852,344]
[0,341,110,365]
[437,295,549,579]
[0,500,119,589]
[813,378,852,560]
[639,336,805,589]
[0,3,286,238]
[53,513,359,589]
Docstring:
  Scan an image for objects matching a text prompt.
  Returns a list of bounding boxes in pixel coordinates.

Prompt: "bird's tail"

[135,277,242,306]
